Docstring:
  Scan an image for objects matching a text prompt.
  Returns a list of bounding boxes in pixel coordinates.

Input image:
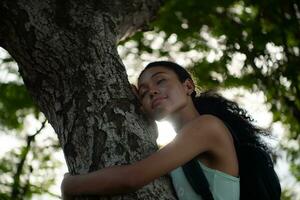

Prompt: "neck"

[167,101,200,132]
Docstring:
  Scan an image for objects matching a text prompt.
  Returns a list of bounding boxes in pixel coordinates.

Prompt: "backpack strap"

[182,158,214,200]
[181,121,236,200]
[181,121,240,200]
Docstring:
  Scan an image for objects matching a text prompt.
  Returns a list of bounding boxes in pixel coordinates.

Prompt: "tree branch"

[11,120,47,199]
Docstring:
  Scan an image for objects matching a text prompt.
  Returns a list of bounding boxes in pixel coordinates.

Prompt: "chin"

[152,109,171,121]
[154,115,167,121]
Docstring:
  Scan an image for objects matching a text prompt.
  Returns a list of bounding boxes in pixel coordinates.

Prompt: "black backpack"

[182,123,281,200]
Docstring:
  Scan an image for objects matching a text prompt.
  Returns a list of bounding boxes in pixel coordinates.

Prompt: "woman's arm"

[61,164,138,196]
[61,115,224,197]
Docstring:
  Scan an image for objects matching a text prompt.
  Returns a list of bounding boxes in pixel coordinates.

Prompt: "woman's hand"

[60,166,138,196]
[61,173,74,200]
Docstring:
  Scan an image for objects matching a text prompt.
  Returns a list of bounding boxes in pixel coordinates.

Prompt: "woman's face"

[138,66,194,120]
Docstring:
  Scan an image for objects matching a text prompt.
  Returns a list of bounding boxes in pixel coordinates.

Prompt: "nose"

[149,87,159,98]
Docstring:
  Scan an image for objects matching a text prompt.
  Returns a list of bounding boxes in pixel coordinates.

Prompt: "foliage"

[0,0,299,199]
[0,49,61,199]
[125,0,300,182]
[0,53,39,130]
[0,132,61,199]
[0,119,62,199]
[0,83,38,130]
[281,188,297,200]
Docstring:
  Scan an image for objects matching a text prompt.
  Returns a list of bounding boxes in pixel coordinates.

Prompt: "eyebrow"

[151,71,167,79]
[138,72,167,91]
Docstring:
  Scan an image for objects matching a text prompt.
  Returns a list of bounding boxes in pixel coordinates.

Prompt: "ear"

[183,78,195,95]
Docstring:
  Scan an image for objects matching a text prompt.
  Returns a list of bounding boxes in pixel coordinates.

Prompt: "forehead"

[138,66,176,86]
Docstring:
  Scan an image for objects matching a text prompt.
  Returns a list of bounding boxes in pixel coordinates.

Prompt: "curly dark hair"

[192,90,271,152]
[141,61,270,151]
[140,61,280,200]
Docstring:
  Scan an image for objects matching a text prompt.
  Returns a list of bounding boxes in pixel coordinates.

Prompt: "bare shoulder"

[180,114,232,146]
[200,114,229,131]
[182,114,228,134]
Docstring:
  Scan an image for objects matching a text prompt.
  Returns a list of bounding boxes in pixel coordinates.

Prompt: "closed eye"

[157,79,166,85]
[139,78,166,99]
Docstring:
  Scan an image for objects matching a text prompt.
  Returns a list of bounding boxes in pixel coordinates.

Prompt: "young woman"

[61,61,277,200]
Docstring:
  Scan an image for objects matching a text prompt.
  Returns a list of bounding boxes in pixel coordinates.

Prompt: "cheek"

[141,99,152,112]
[167,86,187,101]
[167,89,189,109]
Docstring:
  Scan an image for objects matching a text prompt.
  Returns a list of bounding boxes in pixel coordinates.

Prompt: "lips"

[151,96,167,109]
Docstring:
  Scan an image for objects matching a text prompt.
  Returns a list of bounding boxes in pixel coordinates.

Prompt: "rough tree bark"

[0,0,177,199]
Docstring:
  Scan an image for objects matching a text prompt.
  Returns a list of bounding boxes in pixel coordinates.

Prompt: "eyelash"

[157,79,165,84]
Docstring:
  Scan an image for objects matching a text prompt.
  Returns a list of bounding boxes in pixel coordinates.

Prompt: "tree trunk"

[0,0,177,199]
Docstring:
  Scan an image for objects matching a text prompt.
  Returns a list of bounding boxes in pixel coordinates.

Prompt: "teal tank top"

[170,161,240,200]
